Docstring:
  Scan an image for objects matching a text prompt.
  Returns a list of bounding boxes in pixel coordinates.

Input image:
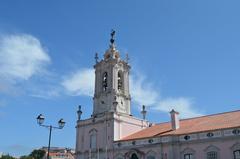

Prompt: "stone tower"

[93,31,131,116]
[75,31,149,159]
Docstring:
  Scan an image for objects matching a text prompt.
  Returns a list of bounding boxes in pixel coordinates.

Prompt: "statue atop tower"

[110,29,115,46]
[93,30,131,116]
[104,29,120,60]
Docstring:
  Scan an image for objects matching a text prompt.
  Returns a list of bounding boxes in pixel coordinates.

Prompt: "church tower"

[75,31,149,159]
[93,31,131,115]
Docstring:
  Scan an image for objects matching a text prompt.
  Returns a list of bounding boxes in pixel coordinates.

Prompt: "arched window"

[90,134,96,149]
[207,151,217,159]
[118,71,123,90]
[89,129,97,149]
[234,150,240,159]
[102,72,108,91]
[146,150,156,159]
[181,148,195,159]
[204,145,220,159]
[130,153,138,159]
[231,143,240,159]
[147,156,155,159]
[184,154,193,159]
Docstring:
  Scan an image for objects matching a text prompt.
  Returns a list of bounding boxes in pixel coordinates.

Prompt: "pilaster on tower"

[93,30,131,116]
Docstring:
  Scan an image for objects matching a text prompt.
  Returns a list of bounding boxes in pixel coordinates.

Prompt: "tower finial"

[95,52,99,63]
[77,105,82,121]
[110,29,116,46]
[126,53,130,63]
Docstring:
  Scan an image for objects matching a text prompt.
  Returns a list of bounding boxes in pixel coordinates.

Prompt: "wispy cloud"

[130,73,158,106]
[155,97,202,118]
[61,67,203,118]
[30,89,60,99]
[61,68,95,96]
[0,33,54,98]
[129,72,203,118]
[0,33,50,81]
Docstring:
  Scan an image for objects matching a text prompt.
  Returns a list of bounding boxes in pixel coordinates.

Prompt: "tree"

[29,150,45,159]
[0,154,15,159]
[20,155,32,159]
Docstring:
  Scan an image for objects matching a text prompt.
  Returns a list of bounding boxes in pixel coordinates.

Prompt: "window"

[130,153,138,159]
[207,151,217,159]
[181,148,195,159]
[147,155,155,159]
[234,150,240,159]
[102,72,108,91]
[184,135,190,140]
[233,129,240,135]
[146,151,156,159]
[89,129,97,149]
[90,134,96,149]
[184,154,193,159]
[117,71,123,90]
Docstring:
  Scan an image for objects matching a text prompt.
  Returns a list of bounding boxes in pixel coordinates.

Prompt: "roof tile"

[120,110,240,141]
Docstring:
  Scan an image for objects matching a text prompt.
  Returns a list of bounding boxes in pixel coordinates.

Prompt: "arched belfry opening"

[118,71,123,90]
[102,72,108,91]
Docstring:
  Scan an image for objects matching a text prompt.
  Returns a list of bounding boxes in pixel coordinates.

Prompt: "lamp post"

[36,114,65,159]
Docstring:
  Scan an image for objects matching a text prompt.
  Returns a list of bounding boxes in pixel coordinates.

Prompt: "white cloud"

[62,68,95,96]
[0,34,50,81]
[129,72,203,118]
[30,89,60,99]
[61,67,202,118]
[130,74,158,106]
[155,97,202,118]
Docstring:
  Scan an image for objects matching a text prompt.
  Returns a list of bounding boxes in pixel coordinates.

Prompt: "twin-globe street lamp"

[36,114,66,159]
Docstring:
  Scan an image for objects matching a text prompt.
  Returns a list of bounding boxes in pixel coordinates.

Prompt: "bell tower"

[75,32,150,159]
[93,30,131,116]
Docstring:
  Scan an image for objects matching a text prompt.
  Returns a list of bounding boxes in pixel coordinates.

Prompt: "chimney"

[141,105,147,120]
[170,109,180,130]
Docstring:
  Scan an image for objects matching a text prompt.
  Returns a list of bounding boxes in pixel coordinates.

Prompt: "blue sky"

[0,0,240,157]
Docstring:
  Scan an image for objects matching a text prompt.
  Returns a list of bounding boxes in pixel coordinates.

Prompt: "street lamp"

[36,114,65,159]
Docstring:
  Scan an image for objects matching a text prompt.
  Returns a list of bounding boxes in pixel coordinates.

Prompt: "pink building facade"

[75,32,240,159]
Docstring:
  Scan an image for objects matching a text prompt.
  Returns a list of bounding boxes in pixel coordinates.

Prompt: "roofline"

[115,109,240,142]
[152,109,240,126]
[180,109,240,121]
[116,125,240,142]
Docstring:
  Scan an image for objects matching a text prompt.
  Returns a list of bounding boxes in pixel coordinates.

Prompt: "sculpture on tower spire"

[104,29,120,60]
[110,29,116,45]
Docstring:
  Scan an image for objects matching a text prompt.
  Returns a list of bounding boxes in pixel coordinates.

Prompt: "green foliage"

[0,154,15,159]
[19,156,32,159]
[0,149,46,159]
[29,150,45,159]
